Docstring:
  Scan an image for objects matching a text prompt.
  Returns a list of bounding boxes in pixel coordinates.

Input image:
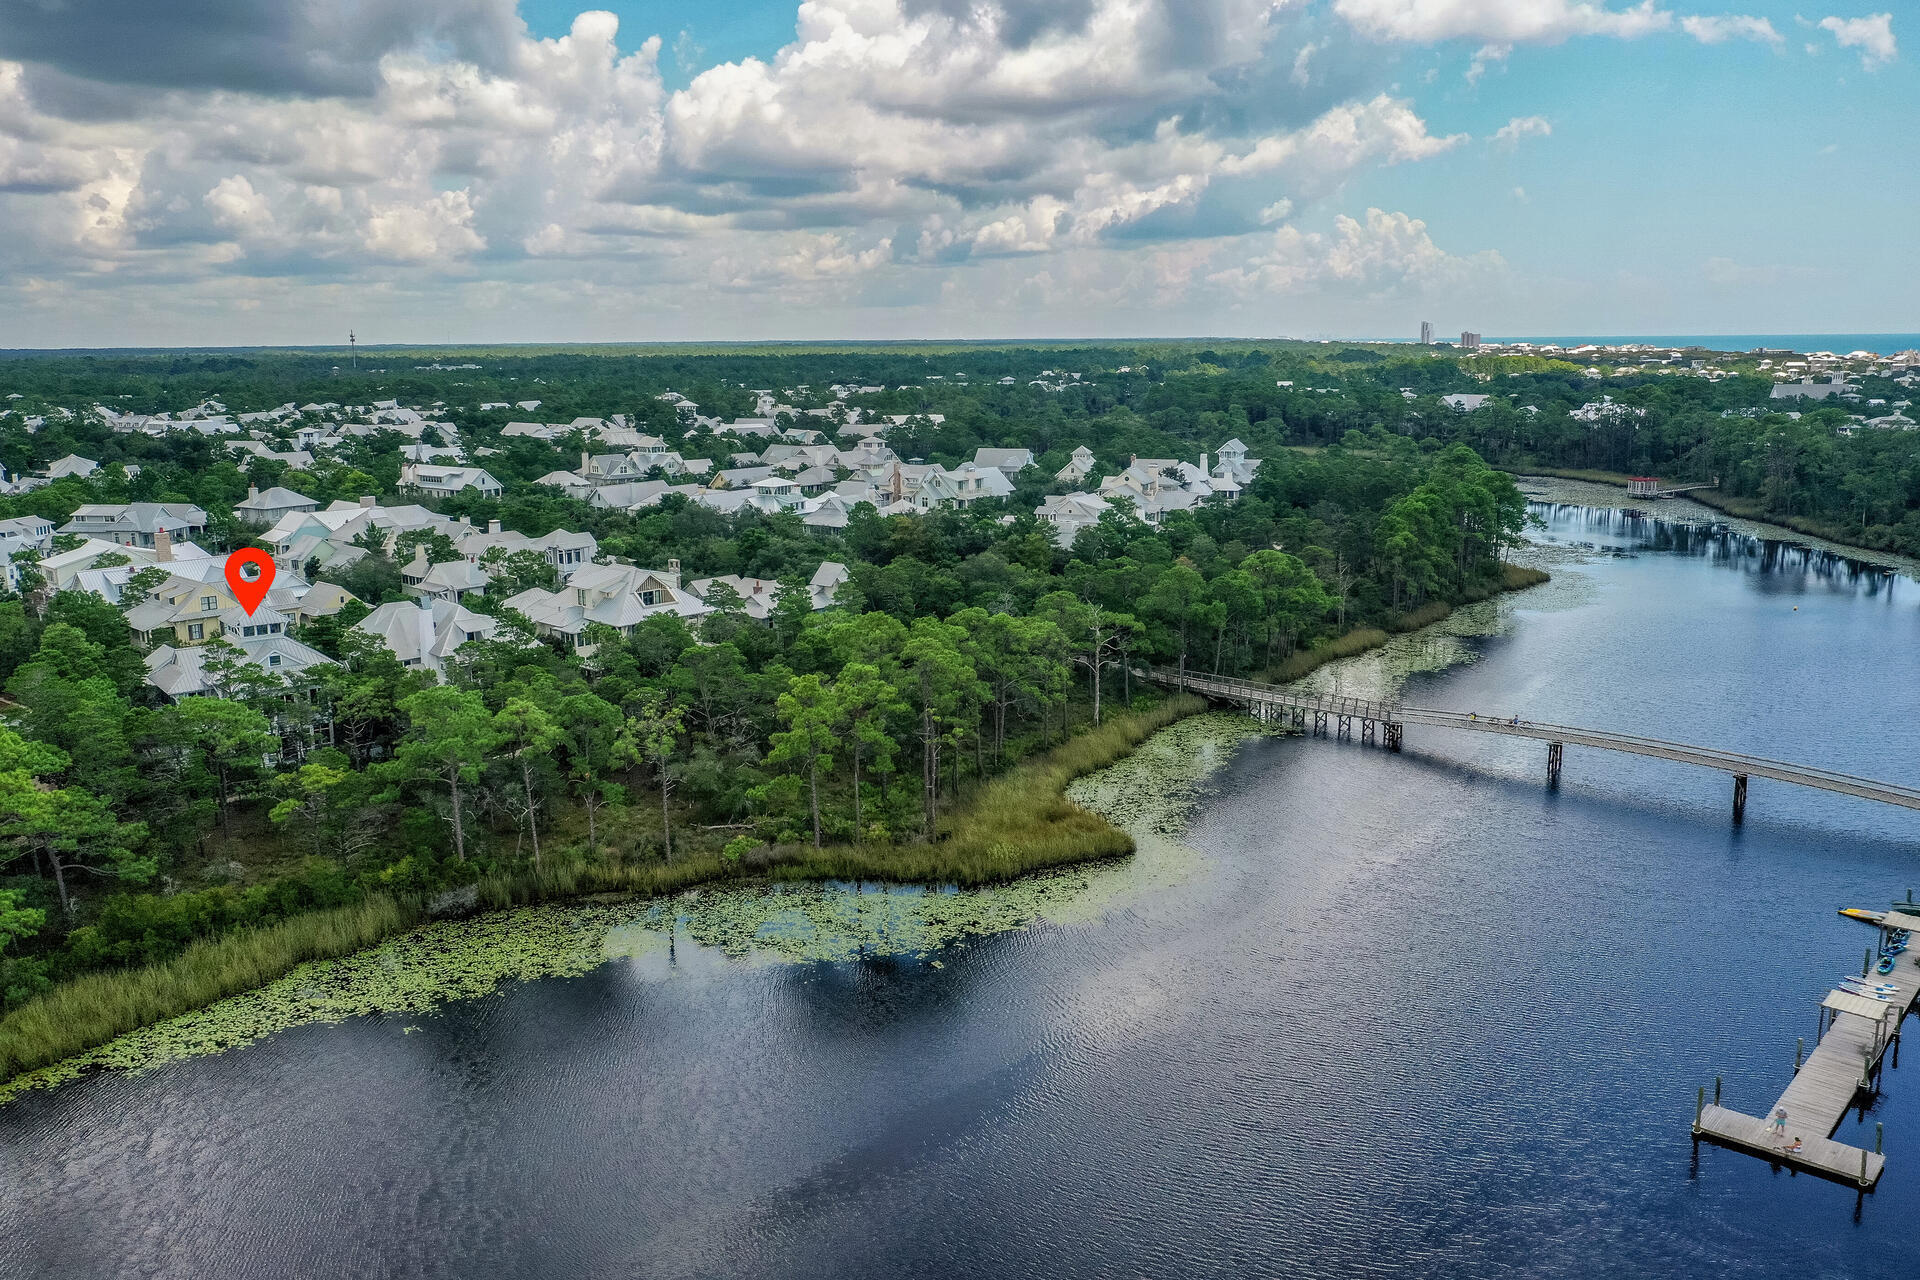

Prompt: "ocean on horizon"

[1482,333,1920,356]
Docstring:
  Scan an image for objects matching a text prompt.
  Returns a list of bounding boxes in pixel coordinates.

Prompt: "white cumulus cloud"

[364,190,486,263]
[1334,0,1673,43]
[1819,13,1897,68]
[1491,115,1552,149]
[1208,206,1504,295]
[1680,15,1782,44]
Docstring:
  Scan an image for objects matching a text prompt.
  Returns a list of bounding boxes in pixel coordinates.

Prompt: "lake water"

[8,496,1920,1278]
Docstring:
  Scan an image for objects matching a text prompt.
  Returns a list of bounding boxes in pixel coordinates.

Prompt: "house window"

[268,654,281,667]
[188,623,204,640]
[639,590,656,606]
[201,596,217,610]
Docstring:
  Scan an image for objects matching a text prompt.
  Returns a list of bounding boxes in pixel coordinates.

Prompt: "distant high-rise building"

[1419,321,1434,345]
[1460,331,1482,351]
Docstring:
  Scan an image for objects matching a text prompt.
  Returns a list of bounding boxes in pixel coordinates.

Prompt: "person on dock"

[1771,1109,1788,1141]
[1787,1137,1804,1155]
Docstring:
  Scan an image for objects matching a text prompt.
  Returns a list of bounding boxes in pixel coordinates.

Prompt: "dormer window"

[268,654,281,667]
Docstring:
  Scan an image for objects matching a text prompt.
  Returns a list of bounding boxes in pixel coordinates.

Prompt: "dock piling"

[1547,741,1563,786]
[1733,773,1748,823]
[1690,898,1914,1189]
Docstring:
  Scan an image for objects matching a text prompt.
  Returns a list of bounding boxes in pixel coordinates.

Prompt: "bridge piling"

[1733,774,1748,824]
[1138,666,1920,816]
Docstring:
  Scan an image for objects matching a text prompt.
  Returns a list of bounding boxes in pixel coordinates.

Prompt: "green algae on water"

[0,714,1265,1102]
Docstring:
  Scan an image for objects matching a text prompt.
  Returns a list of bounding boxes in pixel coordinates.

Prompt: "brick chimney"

[154,528,173,562]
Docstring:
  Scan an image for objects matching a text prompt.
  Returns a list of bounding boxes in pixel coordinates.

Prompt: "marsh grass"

[0,697,1206,1086]
[1261,562,1549,679]
[0,895,412,1081]
[1265,628,1392,681]
[0,559,1561,1087]
[771,694,1205,886]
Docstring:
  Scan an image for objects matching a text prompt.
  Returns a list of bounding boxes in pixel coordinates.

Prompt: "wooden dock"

[1692,910,1920,1188]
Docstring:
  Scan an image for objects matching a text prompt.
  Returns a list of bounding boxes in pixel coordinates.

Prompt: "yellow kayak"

[1840,907,1887,925]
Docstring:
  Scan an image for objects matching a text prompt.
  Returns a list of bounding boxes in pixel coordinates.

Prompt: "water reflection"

[1531,501,1906,600]
[10,500,1920,1279]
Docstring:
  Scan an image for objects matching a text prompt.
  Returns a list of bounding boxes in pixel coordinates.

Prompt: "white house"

[687,561,849,621]
[501,561,709,646]
[235,486,319,526]
[399,463,504,499]
[354,596,500,677]
[1036,492,1111,546]
[59,503,208,548]
[974,447,1036,475]
[1056,445,1097,485]
[144,633,335,700]
[402,551,491,601]
[42,454,100,480]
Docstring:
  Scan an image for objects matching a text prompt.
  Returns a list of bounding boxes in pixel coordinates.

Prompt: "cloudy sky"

[0,0,1908,347]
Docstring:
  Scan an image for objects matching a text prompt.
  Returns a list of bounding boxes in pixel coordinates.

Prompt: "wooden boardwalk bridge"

[1627,476,1720,500]
[1143,666,1920,821]
[1145,665,1920,1187]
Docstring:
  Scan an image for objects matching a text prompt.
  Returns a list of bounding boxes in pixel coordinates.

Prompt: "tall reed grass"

[2,561,1560,1086]
[0,696,1207,1086]
[0,894,412,1081]
[773,694,1204,886]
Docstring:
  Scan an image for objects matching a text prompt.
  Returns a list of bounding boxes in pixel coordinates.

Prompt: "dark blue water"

[5,502,1920,1279]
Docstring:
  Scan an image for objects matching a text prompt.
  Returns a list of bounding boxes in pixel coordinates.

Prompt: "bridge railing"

[1139,668,1920,810]
[1143,666,1403,723]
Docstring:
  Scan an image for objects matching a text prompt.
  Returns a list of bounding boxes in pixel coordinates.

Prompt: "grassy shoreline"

[1262,562,1551,682]
[0,563,1556,1092]
[0,696,1206,1087]
[1519,468,1906,557]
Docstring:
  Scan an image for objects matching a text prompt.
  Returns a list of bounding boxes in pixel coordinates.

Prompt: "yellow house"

[123,573,240,646]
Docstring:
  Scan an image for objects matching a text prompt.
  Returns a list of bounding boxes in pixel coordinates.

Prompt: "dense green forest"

[3,339,1914,549]
[0,343,1547,1023]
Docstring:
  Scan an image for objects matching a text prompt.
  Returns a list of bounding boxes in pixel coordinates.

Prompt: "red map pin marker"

[224,548,277,616]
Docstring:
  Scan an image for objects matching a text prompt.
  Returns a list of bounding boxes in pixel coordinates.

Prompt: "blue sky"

[0,0,1907,346]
